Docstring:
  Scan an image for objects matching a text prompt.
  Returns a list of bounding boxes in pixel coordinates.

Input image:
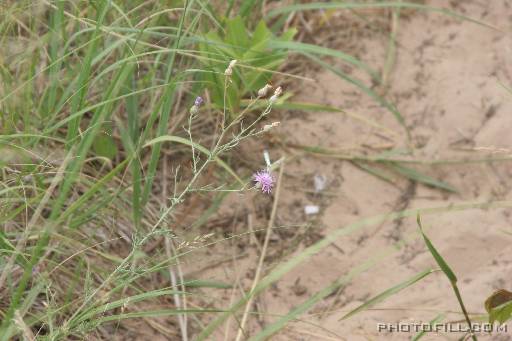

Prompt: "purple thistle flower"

[253,169,275,194]
[194,96,204,107]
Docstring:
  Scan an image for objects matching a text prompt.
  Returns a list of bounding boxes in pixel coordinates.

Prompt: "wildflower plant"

[253,169,275,194]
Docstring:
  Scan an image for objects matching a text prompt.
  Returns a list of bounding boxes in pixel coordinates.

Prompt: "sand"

[187,1,512,340]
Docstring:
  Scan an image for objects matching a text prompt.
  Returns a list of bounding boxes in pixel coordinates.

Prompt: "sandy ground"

[184,1,512,340]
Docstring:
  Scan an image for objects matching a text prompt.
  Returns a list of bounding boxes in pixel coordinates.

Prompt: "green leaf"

[240,0,262,18]
[92,133,118,159]
[388,163,457,193]
[489,301,512,325]
[485,290,512,324]
[225,16,250,53]
[340,269,434,320]
[417,215,457,283]
[251,20,272,45]
[280,28,297,42]
[352,161,395,184]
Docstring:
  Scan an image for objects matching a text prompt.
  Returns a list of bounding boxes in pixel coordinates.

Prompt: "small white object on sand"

[304,205,320,215]
[314,174,327,193]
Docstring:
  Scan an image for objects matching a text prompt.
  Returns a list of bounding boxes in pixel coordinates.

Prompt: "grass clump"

[0,1,286,339]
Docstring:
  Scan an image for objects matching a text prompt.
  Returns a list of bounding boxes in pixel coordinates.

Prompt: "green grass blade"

[340,269,435,320]
[196,201,512,340]
[387,163,457,192]
[45,0,64,118]
[352,161,395,184]
[74,289,188,324]
[180,279,232,289]
[141,1,190,205]
[59,159,129,224]
[266,2,498,30]
[248,253,386,341]
[65,2,110,148]
[143,135,244,186]
[94,308,224,324]
[303,52,409,137]
[268,40,380,82]
[240,0,262,18]
[123,70,142,229]
[417,214,457,283]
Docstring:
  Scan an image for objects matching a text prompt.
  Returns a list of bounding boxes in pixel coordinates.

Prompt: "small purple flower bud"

[194,96,203,107]
[253,169,275,194]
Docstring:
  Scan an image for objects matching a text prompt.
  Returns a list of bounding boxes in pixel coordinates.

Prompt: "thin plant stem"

[451,282,478,341]
[235,161,285,341]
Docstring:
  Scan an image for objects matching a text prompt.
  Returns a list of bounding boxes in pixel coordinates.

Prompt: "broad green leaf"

[485,290,512,324]
[251,20,272,45]
[92,133,118,159]
[225,16,250,52]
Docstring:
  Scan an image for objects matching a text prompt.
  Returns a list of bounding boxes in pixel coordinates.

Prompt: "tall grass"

[0,1,510,340]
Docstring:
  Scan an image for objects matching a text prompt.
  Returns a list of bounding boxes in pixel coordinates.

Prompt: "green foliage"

[417,215,457,283]
[485,290,512,324]
[417,215,478,341]
[199,17,295,117]
[93,125,118,159]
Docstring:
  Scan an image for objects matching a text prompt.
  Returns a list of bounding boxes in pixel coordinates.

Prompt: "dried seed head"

[224,59,237,76]
[269,86,282,103]
[262,121,280,132]
[257,84,273,97]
